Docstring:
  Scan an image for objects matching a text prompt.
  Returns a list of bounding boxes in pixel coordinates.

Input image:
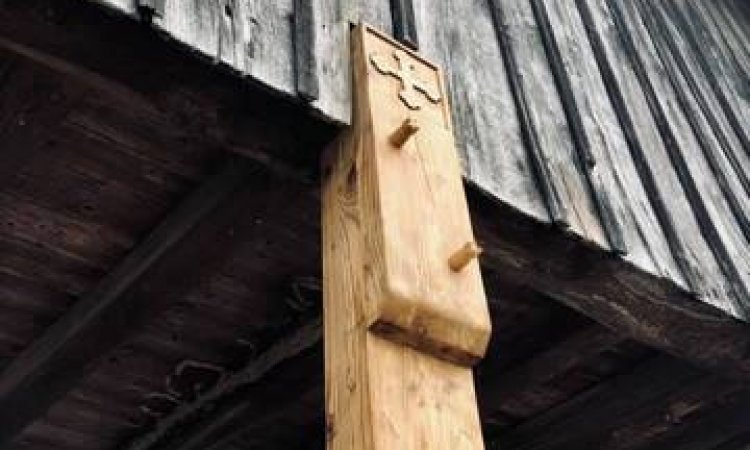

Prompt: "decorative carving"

[166,360,226,400]
[369,51,441,110]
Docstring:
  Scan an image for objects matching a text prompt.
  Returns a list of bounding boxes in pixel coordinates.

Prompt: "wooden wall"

[89,0,750,320]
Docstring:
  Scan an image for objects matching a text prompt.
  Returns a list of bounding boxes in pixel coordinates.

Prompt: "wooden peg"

[448,241,482,272]
[389,118,419,147]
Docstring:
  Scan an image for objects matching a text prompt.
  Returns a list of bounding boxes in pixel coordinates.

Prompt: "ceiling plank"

[635,390,750,450]
[479,325,623,419]
[493,356,707,449]
[0,158,252,446]
[126,317,322,450]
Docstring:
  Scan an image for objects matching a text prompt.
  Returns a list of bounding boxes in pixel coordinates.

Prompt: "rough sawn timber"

[82,0,750,322]
[322,24,490,450]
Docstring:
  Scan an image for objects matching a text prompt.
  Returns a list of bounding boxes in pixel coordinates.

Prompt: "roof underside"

[0,0,748,449]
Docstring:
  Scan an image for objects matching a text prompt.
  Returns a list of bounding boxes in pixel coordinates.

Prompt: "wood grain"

[322,23,489,450]
[79,0,750,320]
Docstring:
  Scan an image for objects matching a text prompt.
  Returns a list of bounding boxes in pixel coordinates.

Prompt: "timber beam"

[469,190,750,381]
[322,24,491,450]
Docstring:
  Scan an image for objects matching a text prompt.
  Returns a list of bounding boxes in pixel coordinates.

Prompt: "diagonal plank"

[0,158,252,445]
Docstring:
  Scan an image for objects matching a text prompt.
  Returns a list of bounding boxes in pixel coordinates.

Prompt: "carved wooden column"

[322,24,492,450]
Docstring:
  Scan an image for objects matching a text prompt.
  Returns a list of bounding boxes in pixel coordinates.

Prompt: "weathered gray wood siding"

[88,0,749,319]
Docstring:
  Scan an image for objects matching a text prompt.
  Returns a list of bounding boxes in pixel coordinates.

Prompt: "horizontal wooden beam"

[469,189,750,381]
[0,159,251,446]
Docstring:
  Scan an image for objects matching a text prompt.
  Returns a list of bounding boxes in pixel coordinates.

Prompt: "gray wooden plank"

[412,0,550,223]
[149,0,355,124]
[636,0,750,243]
[497,0,608,246]
[489,0,571,227]
[729,0,750,38]
[576,0,739,314]
[709,0,750,78]
[689,0,750,88]
[649,1,750,197]
[293,0,319,101]
[307,0,349,124]
[539,0,685,283]
[308,0,394,124]
[609,0,750,317]
[678,0,750,157]
[153,0,249,71]
[533,0,629,255]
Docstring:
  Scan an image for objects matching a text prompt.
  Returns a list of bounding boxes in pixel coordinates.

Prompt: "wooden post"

[322,24,492,449]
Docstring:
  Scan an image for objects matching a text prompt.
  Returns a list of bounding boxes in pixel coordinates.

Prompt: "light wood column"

[322,24,492,450]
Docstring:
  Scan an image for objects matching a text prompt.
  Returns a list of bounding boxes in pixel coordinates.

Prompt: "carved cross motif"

[369,51,442,110]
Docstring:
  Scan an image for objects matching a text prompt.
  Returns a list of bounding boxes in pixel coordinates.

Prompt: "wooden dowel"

[389,118,419,147]
[449,242,482,272]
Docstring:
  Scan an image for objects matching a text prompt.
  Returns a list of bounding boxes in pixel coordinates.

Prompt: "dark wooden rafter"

[0,159,252,446]
[528,0,628,255]
[609,378,749,450]
[146,323,623,450]
[0,0,339,175]
[712,431,750,450]
[0,37,155,117]
[0,45,87,194]
[132,306,621,450]
[487,0,569,228]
